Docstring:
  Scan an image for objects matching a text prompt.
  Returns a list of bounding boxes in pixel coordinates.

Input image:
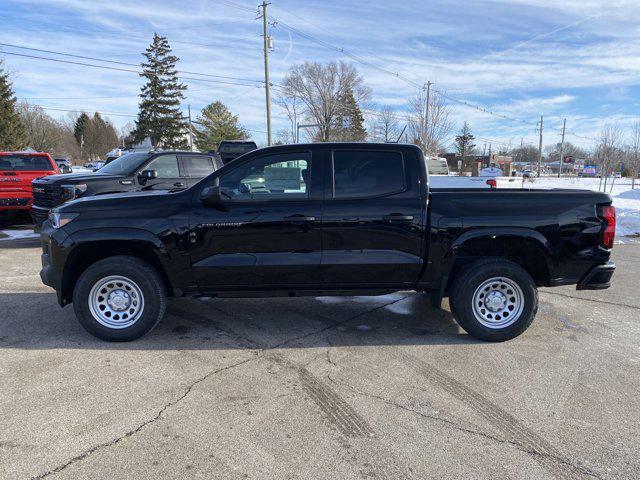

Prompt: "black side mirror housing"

[60,165,72,174]
[200,185,223,206]
[138,169,158,185]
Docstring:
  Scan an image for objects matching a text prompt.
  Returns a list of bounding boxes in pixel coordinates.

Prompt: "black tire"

[449,258,538,342]
[72,256,167,341]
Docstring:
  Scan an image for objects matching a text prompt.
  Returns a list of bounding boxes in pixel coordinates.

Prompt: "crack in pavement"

[541,290,640,311]
[30,354,258,480]
[30,295,409,479]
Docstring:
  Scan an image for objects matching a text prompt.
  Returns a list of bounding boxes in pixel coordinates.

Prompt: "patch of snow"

[528,177,640,243]
[0,229,38,241]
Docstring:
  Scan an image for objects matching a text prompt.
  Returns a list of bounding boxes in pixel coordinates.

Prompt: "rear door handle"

[173,182,186,187]
[383,214,414,223]
[283,215,316,224]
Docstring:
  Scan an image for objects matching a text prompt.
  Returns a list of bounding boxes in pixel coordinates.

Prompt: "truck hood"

[33,172,124,185]
[57,189,181,212]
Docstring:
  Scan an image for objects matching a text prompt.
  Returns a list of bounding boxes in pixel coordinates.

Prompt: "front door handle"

[383,213,414,224]
[173,182,186,187]
[283,215,316,224]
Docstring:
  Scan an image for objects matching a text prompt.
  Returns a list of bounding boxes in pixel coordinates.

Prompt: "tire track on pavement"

[404,352,601,479]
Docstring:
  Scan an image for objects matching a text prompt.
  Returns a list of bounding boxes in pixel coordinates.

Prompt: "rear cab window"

[0,155,54,171]
[332,150,405,198]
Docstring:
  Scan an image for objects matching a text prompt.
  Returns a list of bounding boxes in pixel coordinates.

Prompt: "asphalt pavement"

[0,238,638,480]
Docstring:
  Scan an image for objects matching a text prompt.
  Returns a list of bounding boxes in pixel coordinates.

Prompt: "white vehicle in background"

[426,157,449,175]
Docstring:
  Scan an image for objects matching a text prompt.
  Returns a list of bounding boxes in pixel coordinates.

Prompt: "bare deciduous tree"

[596,122,624,191]
[407,88,452,155]
[370,105,400,143]
[17,101,66,153]
[282,61,370,142]
[275,91,303,143]
[629,118,640,189]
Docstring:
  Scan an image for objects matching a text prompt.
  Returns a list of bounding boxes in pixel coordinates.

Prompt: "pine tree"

[454,121,476,171]
[0,61,27,150]
[74,112,90,146]
[133,33,188,149]
[194,101,248,152]
[332,87,366,141]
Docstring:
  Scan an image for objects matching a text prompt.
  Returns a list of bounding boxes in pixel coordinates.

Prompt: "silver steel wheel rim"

[88,275,145,329]
[472,277,524,329]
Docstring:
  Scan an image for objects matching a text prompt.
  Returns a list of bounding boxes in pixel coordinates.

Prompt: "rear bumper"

[577,262,615,290]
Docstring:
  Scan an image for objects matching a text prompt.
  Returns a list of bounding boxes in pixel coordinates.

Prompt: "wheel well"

[445,237,550,293]
[61,241,173,303]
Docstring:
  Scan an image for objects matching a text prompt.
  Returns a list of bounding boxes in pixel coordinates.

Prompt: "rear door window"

[332,150,405,198]
[0,155,52,171]
[181,155,217,177]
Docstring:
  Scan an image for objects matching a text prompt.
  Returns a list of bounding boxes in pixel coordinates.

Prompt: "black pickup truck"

[31,150,222,226]
[39,143,616,342]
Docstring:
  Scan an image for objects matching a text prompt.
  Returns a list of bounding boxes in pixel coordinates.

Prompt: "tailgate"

[0,171,47,194]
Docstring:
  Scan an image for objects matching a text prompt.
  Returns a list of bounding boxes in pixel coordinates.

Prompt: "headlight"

[61,184,87,201]
[49,211,79,229]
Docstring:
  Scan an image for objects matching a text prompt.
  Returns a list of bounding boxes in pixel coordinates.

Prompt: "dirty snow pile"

[530,177,640,243]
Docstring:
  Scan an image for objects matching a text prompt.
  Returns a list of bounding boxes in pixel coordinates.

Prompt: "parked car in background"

[426,156,450,175]
[55,158,72,173]
[31,150,223,226]
[0,152,59,217]
[215,140,257,164]
[38,143,615,342]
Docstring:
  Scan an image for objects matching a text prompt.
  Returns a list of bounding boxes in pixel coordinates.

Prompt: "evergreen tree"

[332,87,366,141]
[194,101,248,152]
[454,122,476,171]
[0,61,27,150]
[133,33,188,148]
[74,112,90,146]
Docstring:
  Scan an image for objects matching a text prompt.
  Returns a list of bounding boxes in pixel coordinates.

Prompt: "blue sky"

[1,0,640,150]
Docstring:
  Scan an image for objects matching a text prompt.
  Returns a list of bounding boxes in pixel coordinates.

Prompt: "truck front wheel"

[72,256,167,341]
[450,259,538,342]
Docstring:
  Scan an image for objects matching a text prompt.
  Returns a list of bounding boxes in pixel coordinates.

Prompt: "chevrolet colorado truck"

[39,143,616,342]
[0,152,59,216]
[31,150,223,226]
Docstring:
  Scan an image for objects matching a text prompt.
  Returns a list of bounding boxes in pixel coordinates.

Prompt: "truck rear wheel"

[72,256,167,341]
[450,259,538,342]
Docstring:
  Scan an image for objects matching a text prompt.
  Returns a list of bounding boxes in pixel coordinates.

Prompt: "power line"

[0,50,266,89]
[0,42,265,84]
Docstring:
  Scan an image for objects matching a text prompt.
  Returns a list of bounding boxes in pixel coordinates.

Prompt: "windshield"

[0,155,53,171]
[97,152,150,175]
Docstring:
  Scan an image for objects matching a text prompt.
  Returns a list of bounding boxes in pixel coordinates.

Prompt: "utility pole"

[187,104,194,151]
[557,118,566,178]
[261,1,272,146]
[423,81,432,154]
[537,115,543,177]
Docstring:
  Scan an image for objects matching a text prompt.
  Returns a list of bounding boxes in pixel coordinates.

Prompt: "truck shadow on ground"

[0,292,483,349]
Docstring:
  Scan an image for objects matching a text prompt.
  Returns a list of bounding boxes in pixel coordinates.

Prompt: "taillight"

[600,205,616,249]
[486,179,497,189]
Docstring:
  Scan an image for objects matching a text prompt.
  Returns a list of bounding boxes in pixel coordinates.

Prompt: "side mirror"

[60,165,72,174]
[199,185,222,206]
[138,169,158,185]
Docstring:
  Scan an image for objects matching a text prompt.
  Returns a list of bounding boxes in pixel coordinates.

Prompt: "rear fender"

[442,227,553,290]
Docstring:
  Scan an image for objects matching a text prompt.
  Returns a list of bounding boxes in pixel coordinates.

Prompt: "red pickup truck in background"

[0,152,59,217]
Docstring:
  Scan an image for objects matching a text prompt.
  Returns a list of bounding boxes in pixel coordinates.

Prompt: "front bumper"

[31,205,51,227]
[577,262,615,290]
[0,197,31,211]
[39,222,68,305]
